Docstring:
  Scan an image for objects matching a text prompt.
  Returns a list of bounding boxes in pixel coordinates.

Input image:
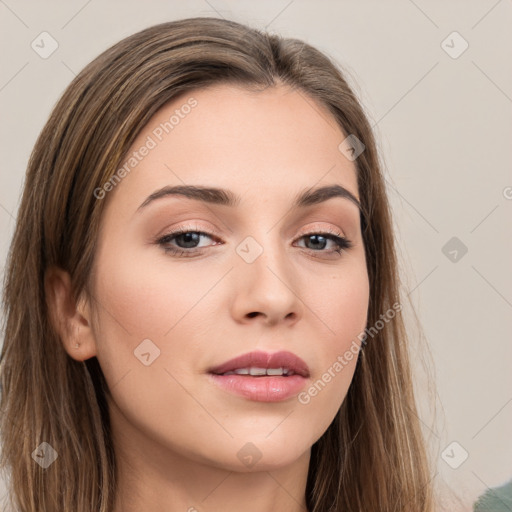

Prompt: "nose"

[229,237,304,327]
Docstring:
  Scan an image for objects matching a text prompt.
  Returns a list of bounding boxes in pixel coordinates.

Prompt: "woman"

[0,17,436,512]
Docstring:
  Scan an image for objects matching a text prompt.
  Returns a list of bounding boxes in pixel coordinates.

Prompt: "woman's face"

[88,83,369,471]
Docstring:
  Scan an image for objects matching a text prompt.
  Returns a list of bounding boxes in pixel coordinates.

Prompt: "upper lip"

[209,350,310,378]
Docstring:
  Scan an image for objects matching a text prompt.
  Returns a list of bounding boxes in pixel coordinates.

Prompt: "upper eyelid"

[162,224,346,237]
[158,225,348,245]
[148,202,359,236]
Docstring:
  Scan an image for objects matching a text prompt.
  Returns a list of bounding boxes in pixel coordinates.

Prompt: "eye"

[155,225,353,258]
[155,224,220,258]
[294,228,353,256]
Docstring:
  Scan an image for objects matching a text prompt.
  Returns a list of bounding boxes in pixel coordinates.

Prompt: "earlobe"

[44,266,97,361]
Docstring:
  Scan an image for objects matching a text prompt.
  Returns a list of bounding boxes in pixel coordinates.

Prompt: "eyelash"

[155,224,353,259]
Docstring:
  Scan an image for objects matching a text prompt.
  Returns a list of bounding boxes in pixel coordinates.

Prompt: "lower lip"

[208,373,308,402]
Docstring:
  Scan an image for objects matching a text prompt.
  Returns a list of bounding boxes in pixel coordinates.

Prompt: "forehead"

[105,83,360,215]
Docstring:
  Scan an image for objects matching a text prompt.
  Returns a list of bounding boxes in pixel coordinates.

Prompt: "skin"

[46,83,370,512]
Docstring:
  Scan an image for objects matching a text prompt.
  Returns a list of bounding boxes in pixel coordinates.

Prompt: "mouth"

[209,349,310,378]
[214,367,299,377]
[208,350,310,402]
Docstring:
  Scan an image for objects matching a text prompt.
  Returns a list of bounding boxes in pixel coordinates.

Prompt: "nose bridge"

[232,227,302,323]
[237,226,289,283]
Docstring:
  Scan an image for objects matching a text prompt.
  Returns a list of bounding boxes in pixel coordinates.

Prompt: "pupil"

[308,235,326,250]
[179,233,199,248]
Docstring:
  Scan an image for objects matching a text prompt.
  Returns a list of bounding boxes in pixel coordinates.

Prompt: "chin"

[189,436,310,472]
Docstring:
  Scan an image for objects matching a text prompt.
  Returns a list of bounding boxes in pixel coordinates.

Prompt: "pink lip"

[208,350,310,402]
[209,350,310,378]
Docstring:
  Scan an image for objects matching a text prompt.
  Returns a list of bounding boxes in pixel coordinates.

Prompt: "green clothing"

[473,479,512,512]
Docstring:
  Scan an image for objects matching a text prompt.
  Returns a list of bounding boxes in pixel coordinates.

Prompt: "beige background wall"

[1,1,511,510]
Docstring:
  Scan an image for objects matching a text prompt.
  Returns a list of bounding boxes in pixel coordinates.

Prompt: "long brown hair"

[0,17,436,511]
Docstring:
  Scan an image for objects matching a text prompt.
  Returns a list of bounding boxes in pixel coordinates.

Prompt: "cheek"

[89,240,225,390]
[297,263,369,419]
[91,244,212,340]
[309,262,370,350]
[89,247,212,445]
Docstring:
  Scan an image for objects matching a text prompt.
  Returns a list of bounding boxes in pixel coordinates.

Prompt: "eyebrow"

[137,184,361,212]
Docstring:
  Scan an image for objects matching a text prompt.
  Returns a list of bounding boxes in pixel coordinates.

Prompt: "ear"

[44,266,97,361]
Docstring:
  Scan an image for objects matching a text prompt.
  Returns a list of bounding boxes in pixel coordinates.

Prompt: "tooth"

[249,367,267,376]
[283,369,295,376]
[266,368,284,376]
[234,368,249,375]
[223,371,236,375]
